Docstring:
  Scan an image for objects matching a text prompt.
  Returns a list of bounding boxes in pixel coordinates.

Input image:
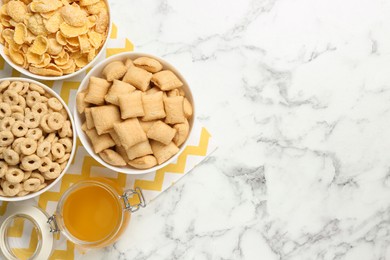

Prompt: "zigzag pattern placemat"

[0,24,217,260]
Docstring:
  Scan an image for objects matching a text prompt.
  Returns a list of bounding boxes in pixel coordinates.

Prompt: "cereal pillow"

[123,66,152,92]
[91,105,121,135]
[84,77,111,105]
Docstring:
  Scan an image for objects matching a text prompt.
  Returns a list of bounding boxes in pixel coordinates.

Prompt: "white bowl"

[74,52,195,174]
[0,0,112,81]
[0,78,77,202]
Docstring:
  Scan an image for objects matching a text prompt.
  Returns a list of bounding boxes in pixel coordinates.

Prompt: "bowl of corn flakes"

[74,52,195,174]
[0,77,76,201]
[0,0,111,81]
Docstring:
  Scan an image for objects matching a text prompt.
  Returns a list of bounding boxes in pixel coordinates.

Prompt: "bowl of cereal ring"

[0,0,111,81]
[74,52,195,174]
[0,78,76,201]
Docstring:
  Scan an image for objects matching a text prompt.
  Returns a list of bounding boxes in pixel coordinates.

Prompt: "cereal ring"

[0,161,8,178]
[29,83,45,95]
[38,136,45,144]
[8,81,23,93]
[26,91,41,108]
[0,102,11,119]
[51,142,65,159]
[17,95,26,108]
[0,147,5,159]
[2,181,21,196]
[20,138,37,155]
[3,90,20,106]
[45,133,57,143]
[22,171,32,181]
[32,102,48,116]
[37,141,51,157]
[0,116,15,131]
[56,153,70,164]
[26,128,43,140]
[59,138,73,153]
[23,178,40,192]
[40,114,55,133]
[0,131,14,147]
[42,162,61,180]
[58,108,68,120]
[48,97,63,111]
[21,155,41,171]
[3,149,19,166]
[11,121,28,137]
[58,120,71,138]
[24,111,41,128]
[12,137,26,154]
[5,168,24,184]
[11,113,24,122]
[31,172,45,184]
[36,183,47,191]
[48,112,65,131]
[39,157,52,173]
[19,82,30,96]
[11,105,24,115]
[40,96,48,103]
[0,80,10,92]
[17,190,30,197]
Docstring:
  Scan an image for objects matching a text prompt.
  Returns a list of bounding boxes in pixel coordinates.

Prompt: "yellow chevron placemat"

[0,24,217,260]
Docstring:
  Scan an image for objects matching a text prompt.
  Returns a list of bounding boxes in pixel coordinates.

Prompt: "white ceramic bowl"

[0,78,77,202]
[74,52,195,174]
[0,0,112,81]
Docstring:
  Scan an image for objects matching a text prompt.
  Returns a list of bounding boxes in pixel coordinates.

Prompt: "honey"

[62,182,123,242]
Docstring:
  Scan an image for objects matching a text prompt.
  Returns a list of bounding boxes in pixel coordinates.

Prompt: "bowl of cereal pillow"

[0,78,76,201]
[0,0,111,81]
[74,52,195,174]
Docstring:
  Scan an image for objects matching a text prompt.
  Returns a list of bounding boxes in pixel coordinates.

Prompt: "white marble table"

[83,0,390,259]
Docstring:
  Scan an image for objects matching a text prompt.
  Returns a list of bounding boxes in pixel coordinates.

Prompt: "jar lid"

[0,204,54,260]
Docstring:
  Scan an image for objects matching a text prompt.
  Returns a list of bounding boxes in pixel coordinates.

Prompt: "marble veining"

[80,0,390,259]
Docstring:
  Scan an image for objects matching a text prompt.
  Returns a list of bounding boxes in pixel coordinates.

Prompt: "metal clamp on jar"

[0,178,146,260]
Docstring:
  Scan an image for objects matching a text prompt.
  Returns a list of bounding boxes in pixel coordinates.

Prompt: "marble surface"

[84,0,390,259]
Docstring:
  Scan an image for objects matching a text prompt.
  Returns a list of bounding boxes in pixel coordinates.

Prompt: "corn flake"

[59,22,88,37]
[14,23,27,45]
[27,14,47,36]
[61,5,87,27]
[87,47,96,62]
[6,1,27,23]
[30,0,63,13]
[54,51,69,66]
[75,54,88,67]
[32,53,51,68]
[79,0,99,6]
[29,63,63,76]
[55,31,67,45]
[44,12,63,33]
[87,30,102,48]
[86,1,106,15]
[47,38,63,55]
[66,36,79,47]
[78,34,90,53]
[95,10,108,34]
[9,47,24,65]
[26,51,44,64]
[29,35,48,55]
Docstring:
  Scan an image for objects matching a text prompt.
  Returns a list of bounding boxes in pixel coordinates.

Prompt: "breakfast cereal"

[77,56,193,169]
[0,80,73,197]
[0,0,109,76]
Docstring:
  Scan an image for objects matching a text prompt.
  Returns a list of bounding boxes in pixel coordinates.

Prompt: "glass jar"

[0,178,146,260]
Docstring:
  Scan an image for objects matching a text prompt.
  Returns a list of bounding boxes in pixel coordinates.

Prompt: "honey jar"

[0,178,146,259]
